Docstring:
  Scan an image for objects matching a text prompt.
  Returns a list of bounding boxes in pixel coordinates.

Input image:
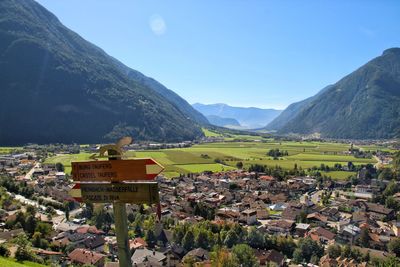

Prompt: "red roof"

[309,227,336,241]
[68,248,105,265]
[76,225,104,235]
[260,175,275,181]
[129,237,148,250]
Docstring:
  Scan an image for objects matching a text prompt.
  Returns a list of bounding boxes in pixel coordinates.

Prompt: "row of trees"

[0,175,34,198]
[6,205,52,247]
[267,148,288,159]
[247,164,306,181]
[170,221,324,264]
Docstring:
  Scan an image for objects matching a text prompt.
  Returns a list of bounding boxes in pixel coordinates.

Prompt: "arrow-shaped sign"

[71,158,164,182]
[69,182,159,204]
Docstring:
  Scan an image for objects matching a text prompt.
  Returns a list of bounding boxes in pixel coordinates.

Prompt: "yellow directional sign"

[69,182,159,204]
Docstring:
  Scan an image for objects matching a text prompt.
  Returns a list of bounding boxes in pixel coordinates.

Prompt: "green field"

[0,147,22,154]
[44,152,92,174]
[0,257,47,267]
[42,139,382,178]
[202,128,223,137]
[321,171,357,180]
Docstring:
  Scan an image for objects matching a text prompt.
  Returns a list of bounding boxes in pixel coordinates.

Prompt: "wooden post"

[108,148,132,267]
[114,202,132,267]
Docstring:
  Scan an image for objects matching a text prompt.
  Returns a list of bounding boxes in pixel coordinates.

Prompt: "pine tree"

[182,230,195,251]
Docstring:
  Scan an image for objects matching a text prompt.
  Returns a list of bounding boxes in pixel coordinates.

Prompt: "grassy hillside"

[0,257,47,267]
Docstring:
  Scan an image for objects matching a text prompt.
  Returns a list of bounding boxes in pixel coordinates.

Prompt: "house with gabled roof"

[308,227,336,244]
[68,248,106,267]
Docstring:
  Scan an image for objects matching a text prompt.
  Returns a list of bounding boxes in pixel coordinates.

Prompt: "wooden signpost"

[69,182,160,203]
[71,158,163,182]
[69,137,164,267]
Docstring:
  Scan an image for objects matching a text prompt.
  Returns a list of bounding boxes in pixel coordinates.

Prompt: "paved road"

[373,155,383,169]
[24,162,40,180]
[8,192,64,216]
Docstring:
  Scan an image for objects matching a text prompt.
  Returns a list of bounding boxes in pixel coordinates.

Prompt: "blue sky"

[36,0,400,109]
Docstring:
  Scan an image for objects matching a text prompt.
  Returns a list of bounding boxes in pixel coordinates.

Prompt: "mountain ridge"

[205,115,241,128]
[0,0,206,145]
[193,103,282,129]
[266,48,400,139]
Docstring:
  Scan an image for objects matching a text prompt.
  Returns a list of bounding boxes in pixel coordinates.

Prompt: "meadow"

[42,132,380,180]
[0,257,47,267]
[2,129,390,180]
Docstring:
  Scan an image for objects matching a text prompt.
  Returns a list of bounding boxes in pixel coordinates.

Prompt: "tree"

[55,162,65,172]
[292,249,303,264]
[35,222,52,238]
[393,152,400,179]
[224,229,239,248]
[45,206,55,215]
[196,230,209,249]
[25,215,37,236]
[32,232,42,248]
[182,230,195,251]
[236,161,243,169]
[32,232,48,249]
[247,227,264,249]
[327,244,342,258]
[348,161,354,171]
[379,168,393,180]
[14,233,34,262]
[388,238,400,257]
[363,251,370,263]
[359,228,370,248]
[64,201,70,221]
[310,254,319,265]
[211,246,239,267]
[173,224,186,244]
[381,256,400,266]
[297,210,307,223]
[385,196,399,210]
[341,245,351,258]
[293,238,324,263]
[231,244,259,267]
[0,244,10,257]
[275,236,296,258]
[15,211,26,229]
[26,205,36,216]
[83,202,94,219]
[182,255,197,267]
[93,205,107,229]
[383,180,399,197]
[145,229,156,248]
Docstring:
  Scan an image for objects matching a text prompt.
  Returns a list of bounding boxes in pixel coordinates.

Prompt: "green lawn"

[0,257,48,267]
[44,152,92,173]
[0,147,23,155]
[43,139,381,178]
[321,171,356,180]
[202,128,223,137]
[173,163,235,173]
[268,209,282,216]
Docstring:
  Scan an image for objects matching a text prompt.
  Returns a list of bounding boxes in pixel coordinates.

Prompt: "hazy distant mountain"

[193,103,282,129]
[265,85,333,130]
[266,48,400,139]
[205,115,241,128]
[0,0,207,145]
